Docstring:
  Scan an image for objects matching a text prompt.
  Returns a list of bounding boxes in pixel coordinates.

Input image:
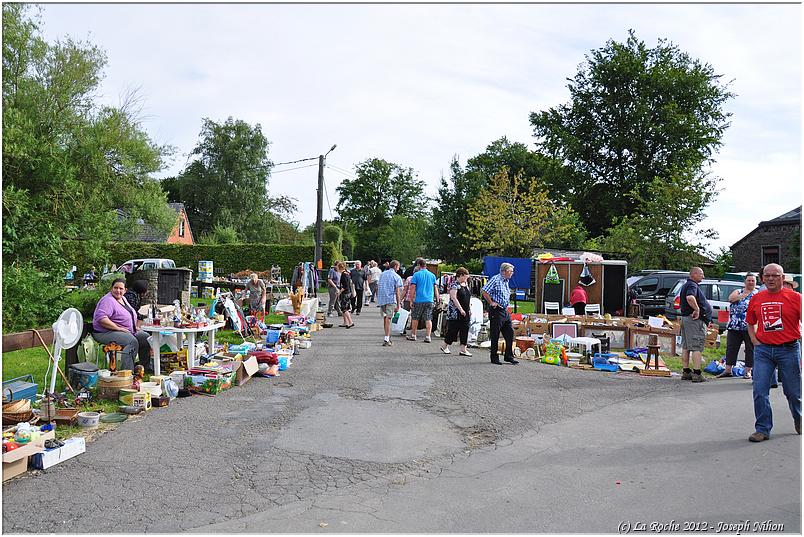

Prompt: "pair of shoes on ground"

[382,340,392,347]
[490,357,519,365]
[441,346,473,357]
[406,335,431,342]
[681,371,705,382]
[44,439,65,450]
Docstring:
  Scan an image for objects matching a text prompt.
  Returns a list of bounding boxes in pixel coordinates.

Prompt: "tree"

[2,4,174,330]
[377,215,428,264]
[530,30,734,237]
[428,140,582,263]
[589,165,718,271]
[335,158,428,259]
[464,168,586,258]
[162,117,276,240]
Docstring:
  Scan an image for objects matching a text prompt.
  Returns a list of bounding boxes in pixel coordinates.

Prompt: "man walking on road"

[406,258,440,343]
[378,260,404,346]
[350,261,366,315]
[678,267,712,382]
[745,263,801,442]
[326,264,341,317]
[481,263,518,365]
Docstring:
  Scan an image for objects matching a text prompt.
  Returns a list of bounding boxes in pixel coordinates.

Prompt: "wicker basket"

[2,410,34,426]
[3,400,30,414]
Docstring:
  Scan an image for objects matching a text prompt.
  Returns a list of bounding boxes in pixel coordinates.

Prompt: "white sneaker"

[424,336,432,343]
[440,346,451,354]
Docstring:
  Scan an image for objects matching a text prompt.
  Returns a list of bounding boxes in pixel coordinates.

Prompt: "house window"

[179,218,185,237]
[762,245,780,266]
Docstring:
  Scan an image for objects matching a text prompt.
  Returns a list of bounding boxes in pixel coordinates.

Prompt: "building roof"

[759,206,802,226]
[732,206,802,249]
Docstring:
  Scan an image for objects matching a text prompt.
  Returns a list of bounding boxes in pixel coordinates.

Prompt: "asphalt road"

[2,304,800,533]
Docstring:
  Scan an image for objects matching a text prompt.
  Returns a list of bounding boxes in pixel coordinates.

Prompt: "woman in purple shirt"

[92,278,151,372]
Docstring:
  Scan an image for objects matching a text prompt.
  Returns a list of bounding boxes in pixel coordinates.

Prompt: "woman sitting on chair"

[92,279,152,373]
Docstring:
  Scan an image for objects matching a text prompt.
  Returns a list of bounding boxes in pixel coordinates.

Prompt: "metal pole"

[314,154,325,271]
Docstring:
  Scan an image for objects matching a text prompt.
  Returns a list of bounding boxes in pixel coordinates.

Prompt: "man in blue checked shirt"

[481,262,518,365]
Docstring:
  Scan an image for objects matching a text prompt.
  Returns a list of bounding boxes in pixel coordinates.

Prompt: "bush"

[2,262,69,332]
[63,288,103,321]
[63,241,340,281]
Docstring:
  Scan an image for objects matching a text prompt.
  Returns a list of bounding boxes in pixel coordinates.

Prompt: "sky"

[36,2,802,254]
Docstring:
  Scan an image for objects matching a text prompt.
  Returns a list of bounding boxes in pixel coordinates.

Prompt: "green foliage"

[2,4,175,330]
[161,116,300,243]
[63,240,338,283]
[63,288,103,320]
[530,29,734,237]
[787,228,801,275]
[197,224,239,245]
[708,246,734,279]
[376,215,428,265]
[335,158,428,259]
[2,262,70,332]
[464,168,587,258]
[323,223,343,251]
[593,166,718,271]
[428,140,582,264]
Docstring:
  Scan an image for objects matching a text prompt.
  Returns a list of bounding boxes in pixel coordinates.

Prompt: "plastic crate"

[2,375,38,403]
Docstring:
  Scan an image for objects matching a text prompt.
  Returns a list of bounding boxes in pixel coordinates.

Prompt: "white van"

[118,258,176,273]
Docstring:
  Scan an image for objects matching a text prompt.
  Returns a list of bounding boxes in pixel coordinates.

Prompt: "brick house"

[120,202,195,245]
[731,206,801,272]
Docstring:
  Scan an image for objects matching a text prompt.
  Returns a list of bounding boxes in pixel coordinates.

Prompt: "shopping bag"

[390,308,410,335]
[703,359,724,375]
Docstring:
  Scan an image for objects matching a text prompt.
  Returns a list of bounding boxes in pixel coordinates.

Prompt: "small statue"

[132,365,145,391]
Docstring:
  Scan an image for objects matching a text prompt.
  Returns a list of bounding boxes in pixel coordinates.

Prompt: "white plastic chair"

[544,301,560,315]
[585,304,601,315]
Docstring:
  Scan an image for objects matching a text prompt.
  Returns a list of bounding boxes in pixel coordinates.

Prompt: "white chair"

[585,304,601,315]
[544,301,560,315]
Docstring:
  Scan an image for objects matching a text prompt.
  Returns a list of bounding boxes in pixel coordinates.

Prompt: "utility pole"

[314,144,337,274]
[314,154,325,271]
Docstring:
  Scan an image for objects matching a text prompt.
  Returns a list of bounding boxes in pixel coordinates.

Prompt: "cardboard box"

[3,430,54,481]
[527,322,549,336]
[31,437,85,470]
[185,370,235,396]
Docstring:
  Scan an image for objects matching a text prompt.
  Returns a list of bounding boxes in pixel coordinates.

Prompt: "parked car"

[664,278,745,330]
[628,271,688,316]
[118,258,176,273]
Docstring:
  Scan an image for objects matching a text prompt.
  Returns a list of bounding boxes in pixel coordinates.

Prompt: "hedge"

[63,241,340,281]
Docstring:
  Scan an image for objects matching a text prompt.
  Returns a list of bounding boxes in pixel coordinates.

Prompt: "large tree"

[2,4,175,330]
[335,158,428,259]
[530,30,734,237]
[162,117,281,241]
[428,139,581,262]
[587,165,718,271]
[464,168,586,258]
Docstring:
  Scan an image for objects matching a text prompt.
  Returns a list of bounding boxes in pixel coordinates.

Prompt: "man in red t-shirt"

[745,263,801,442]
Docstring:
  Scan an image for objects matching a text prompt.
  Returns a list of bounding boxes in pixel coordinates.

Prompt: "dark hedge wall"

[63,241,340,280]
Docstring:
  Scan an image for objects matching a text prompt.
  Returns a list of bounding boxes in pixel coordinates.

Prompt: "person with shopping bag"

[377,260,404,346]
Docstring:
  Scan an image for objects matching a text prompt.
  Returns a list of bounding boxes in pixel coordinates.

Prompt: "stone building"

[731,206,801,272]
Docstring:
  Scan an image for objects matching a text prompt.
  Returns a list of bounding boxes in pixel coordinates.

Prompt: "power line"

[327,163,353,175]
[272,156,319,167]
[323,175,334,220]
[325,164,354,179]
[270,163,318,174]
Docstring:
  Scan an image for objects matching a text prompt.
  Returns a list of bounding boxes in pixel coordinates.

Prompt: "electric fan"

[48,308,83,394]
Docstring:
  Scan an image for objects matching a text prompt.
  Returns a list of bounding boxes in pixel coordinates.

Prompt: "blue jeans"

[752,341,801,436]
